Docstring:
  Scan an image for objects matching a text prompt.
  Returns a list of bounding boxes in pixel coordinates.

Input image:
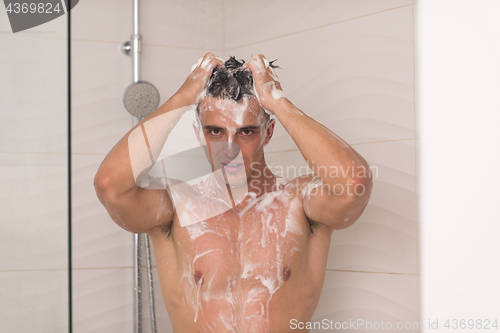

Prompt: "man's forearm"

[95,53,224,198]
[271,98,370,188]
[95,93,191,195]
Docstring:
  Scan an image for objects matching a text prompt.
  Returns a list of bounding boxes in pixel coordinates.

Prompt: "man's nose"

[226,143,239,159]
[227,133,236,150]
[224,136,240,159]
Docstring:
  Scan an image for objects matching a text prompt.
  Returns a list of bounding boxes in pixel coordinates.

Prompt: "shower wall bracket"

[121,41,131,55]
[122,34,142,57]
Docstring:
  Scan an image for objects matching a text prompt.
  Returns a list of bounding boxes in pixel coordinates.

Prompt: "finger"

[257,54,270,68]
[245,56,267,74]
[191,57,203,72]
[191,53,217,72]
[257,55,269,69]
[199,53,215,69]
[205,56,225,73]
[268,66,279,81]
[242,54,258,69]
[257,55,268,71]
[202,52,215,61]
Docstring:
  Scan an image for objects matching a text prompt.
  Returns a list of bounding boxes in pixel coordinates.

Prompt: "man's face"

[196,95,273,186]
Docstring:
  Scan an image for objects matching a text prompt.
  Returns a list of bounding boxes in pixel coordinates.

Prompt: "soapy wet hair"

[196,56,279,123]
[206,56,279,102]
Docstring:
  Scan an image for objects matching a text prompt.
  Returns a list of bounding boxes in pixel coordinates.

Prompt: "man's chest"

[173,192,308,289]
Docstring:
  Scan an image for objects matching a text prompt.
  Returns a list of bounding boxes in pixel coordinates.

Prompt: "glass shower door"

[0,7,70,333]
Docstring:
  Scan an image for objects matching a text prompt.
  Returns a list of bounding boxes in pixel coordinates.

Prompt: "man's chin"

[211,168,247,186]
[223,172,248,187]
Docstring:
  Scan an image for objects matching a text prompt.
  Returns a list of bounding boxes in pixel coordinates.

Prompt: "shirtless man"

[94,52,373,332]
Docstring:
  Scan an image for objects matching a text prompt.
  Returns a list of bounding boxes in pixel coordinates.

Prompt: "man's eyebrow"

[203,125,262,131]
[203,125,225,130]
[238,125,261,130]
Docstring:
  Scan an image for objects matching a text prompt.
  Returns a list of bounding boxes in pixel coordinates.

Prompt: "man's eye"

[241,130,253,135]
[211,129,221,135]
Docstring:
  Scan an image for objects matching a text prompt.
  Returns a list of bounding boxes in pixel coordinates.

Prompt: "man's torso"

[149,177,334,332]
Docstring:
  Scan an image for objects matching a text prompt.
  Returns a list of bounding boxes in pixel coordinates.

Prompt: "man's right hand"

[174,52,225,105]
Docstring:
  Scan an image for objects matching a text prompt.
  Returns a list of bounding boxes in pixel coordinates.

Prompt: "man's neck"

[226,164,277,204]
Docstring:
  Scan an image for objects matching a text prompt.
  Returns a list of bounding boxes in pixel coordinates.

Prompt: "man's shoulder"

[278,174,319,198]
[286,174,316,185]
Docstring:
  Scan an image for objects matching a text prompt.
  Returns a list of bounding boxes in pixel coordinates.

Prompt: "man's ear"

[264,118,276,146]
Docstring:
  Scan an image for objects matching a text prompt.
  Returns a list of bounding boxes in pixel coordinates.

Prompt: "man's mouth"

[221,162,244,173]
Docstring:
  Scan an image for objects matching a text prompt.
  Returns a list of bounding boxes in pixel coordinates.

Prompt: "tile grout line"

[351,138,415,146]
[0,268,73,273]
[2,33,66,40]
[222,0,226,58]
[70,37,213,52]
[264,138,416,155]
[72,266,134,270]
[0,266,144,273]
[412,1,421,331]
[0,151,70,155]
[325,268,419,276]
[0,138,417,158]
[2,267,418,275]
[226,3,414,51]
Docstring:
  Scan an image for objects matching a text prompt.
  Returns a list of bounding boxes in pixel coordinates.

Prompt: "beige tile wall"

[70,0,418,332]
[224,1,419,331]
[0,6,69,333]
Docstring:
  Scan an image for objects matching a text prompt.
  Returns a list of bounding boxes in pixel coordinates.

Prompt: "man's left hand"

[243,54,286,113]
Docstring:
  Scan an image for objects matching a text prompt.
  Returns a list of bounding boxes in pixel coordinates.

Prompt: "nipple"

[282,266,291,281]
[194,270,203,285]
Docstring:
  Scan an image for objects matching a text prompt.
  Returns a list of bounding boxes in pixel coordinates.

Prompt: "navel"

[282,266,291,281]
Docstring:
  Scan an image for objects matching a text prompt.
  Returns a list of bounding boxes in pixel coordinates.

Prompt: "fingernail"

[200,57,211,68]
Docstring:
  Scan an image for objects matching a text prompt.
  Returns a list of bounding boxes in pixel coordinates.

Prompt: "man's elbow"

[344,171,373,203]
[94,173,119,206]
[359,170,373,196]
[94,171,108,193]
[334,175,372,230]
[93,174,135,233]
[94,171,108,191]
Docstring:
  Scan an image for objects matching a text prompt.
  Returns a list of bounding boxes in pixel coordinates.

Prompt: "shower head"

[123,80,160,118]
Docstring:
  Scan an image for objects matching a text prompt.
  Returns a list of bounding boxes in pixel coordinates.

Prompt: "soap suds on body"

[174,176,304,331]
